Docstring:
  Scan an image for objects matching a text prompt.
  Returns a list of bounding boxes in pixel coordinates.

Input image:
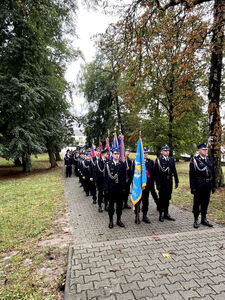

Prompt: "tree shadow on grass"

[0,164,62,181]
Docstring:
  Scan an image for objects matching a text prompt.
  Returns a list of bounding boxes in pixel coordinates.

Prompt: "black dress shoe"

[159,214,164,222]
[117,220,125,227]
[201,219,213,227]
[124,204,131,209]
[135,217,140,224]
[86,193,89,197]
[164,214,175,221]
[109,221,113,229]
[193,220,200,229]
[143,215,151,224]
[98,206,103,213]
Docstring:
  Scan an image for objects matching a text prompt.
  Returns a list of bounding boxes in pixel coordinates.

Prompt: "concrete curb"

[64,245,74,300]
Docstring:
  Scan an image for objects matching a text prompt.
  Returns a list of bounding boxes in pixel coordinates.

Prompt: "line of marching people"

[64,146,160,228]
[64,142,216,230]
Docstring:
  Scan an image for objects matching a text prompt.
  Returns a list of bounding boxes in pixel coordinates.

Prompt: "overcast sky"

[65,3,117,115]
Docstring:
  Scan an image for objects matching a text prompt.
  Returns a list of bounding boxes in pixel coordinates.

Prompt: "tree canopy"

[0,0,79,171]
[80,0,224,185]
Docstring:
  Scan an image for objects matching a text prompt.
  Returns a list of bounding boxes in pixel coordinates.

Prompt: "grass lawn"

[0,154,69,299]
[172,163,225,225]
[130,153,225,225]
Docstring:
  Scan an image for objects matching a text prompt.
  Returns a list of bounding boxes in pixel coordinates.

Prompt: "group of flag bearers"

[64,138,216,230]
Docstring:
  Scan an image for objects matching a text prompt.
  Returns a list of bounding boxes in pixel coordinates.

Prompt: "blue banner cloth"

[131,138,147,205]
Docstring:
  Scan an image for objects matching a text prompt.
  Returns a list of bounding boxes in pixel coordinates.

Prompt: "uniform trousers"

[83,179,91,196]
[66,165,72,177]
[124,181,131,206]
[90,181,96,201]
[108,191,123,220]
[158,185,172,214]
[135,188,149,215]
[96,179,104,207]
[193,184,211,219]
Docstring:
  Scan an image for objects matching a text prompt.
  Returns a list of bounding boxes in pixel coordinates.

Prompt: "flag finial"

[139,120,142,138]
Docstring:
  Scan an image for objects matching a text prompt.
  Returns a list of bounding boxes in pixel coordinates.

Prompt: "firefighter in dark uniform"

[78,151,85,190]
[155,145,179,222]
[104,148,126,229]
[100,148,110,211]
[74,151,80,177]
[135,147,159,224]
[82,152,92,196]
[90,148,104,212]
[64,149,72,177]
[189,143,215,228]
[123,148,134,209]
[89,149,98,205]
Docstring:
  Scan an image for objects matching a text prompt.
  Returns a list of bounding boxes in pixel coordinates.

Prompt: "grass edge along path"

[0,154,71,300]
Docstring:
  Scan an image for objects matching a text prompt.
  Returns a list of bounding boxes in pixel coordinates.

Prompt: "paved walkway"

[64,176,225,300]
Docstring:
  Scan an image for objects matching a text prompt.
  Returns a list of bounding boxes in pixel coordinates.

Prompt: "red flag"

[91,145,95,157]
[99,142,102,157]
[105,137,110,159]
[119,134,125,162]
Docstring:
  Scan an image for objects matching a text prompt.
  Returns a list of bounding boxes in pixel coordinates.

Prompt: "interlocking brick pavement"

[64,176,225,299]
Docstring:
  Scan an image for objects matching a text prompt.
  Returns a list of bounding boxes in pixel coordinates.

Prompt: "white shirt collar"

[199,154,207,160]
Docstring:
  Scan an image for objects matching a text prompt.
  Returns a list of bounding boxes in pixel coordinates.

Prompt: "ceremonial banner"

[112,133,118,150]
[105,137,110,159]
[91,145,95,157]
[111,132,118,159]
[131,138,147,205]
[118,134,125,162]
[99,141,102,157]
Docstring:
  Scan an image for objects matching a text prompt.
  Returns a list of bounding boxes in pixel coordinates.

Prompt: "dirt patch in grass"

[35,213,73,298]
[0,212,72,299]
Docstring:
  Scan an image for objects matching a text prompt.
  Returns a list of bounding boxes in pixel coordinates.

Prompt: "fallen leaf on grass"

[109,269,117,272]
[219,245,224,250]
[98,233,104,236]
[169,251,177,255]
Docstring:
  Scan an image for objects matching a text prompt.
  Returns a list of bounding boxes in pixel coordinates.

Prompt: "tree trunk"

[22,153,32,172]
[55,151,61,161]
[46,141,57,168]
[208,0,224,187]
[55,146,61,161]
[168,105,174,157]
[14,158,22,167]
[167,69,175,157]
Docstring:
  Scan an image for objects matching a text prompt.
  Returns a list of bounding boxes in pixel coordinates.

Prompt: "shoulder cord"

[125,157,130,170]
[97,159,104,173]
[106,163,118,183]
[82,160,89,169]
[157,158,170,173]
[91,157,96,167]
[193,157,207,172]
